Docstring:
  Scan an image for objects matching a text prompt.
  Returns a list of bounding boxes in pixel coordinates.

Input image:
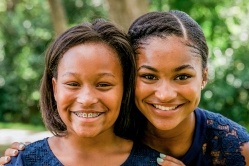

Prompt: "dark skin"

[143,113,195,158]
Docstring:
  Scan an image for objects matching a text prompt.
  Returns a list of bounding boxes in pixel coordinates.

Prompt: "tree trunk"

[47,0,68,37]
[106,0,149,32]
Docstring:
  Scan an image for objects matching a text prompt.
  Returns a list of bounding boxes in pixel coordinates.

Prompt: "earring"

[201,85,204,90]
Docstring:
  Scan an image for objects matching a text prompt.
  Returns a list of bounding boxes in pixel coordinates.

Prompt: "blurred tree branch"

[47,0,68,37]
[105,0,149,31]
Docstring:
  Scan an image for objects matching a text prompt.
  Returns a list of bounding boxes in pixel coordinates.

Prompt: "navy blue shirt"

[6,138,159,166]
[181,108,249,166]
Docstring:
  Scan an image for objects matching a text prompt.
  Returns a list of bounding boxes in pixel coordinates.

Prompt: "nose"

[77,85,98,106]
[154,81,177,101]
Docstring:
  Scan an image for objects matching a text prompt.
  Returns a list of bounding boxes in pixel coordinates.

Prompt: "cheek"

[55,88,74,109]
[110,95,122,110]
[135,80,151,107]
[135,80,144,100]
[182,83,201,102]
[105,87,123,112]
[135,78,154,95]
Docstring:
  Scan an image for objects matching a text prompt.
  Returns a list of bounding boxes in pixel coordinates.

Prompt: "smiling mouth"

[73,112,102,118]
[153,104,181,111]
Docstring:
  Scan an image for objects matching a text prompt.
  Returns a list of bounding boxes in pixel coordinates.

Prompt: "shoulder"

[6,138,62,166]
[122,142,159,166]
[21,138,50,157]
[198,108,249,165]
[201,108,249,141]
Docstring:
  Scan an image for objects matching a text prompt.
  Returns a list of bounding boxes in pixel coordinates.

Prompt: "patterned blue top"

[181,108,249,166]
[6,138,159,166]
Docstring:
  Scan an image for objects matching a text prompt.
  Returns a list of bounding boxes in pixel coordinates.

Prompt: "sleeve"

[5,152,24,166]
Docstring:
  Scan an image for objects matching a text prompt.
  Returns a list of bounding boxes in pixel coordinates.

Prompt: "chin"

[70,128,100,138]
[156,124,176,131]
[151,119,179,131]
[77,132,100,138]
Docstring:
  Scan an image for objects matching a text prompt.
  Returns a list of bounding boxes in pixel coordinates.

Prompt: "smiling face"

[135,36,207,132]
[52,42,123,138]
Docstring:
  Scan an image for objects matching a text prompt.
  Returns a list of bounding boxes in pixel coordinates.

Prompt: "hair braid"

[128,10,208,68]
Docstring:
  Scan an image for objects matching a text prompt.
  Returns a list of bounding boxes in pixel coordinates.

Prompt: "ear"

[52,77,57,101]
[202,67,208,88]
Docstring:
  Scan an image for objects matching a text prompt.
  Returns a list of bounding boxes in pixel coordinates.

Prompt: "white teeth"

[74,112,101,118]
[154,104,177,111]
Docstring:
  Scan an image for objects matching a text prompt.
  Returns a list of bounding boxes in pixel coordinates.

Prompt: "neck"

[143,112,196,158]
[48,130,133,165]
[50,129,122,153]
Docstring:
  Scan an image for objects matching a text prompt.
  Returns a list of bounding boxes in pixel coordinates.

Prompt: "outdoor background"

[0,0,249,155]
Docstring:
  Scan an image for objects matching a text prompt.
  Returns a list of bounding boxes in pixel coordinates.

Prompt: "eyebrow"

[174,64,195,72]
[62,72,116,78]
[137,65,158,72]
[137,64,195,72]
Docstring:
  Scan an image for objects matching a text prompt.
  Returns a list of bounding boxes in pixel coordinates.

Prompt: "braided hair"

[128,10,209,140]
[128,10,208,69]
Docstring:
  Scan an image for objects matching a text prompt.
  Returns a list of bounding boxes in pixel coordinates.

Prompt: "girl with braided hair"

[128,10,249,165]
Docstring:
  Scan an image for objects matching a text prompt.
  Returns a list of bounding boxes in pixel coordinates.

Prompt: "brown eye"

[97,83,111,87]
[176,75,191,80]
[142,75,157,80]
[67,82,79,86]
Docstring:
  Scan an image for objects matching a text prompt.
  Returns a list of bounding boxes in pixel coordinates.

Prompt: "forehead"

[62,42,119,61]
[57,42,122,72]
[136,36,202,68]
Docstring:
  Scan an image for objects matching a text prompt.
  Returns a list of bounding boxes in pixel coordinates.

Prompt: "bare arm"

[241,142,249,166]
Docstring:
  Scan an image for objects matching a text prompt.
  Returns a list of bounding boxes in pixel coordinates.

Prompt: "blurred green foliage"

[0,122,46,131]
[0,0,248,127]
